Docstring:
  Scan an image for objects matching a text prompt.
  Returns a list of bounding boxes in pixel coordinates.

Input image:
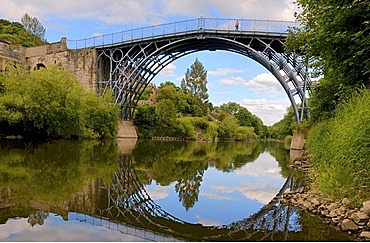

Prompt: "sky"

[0,0,301,125]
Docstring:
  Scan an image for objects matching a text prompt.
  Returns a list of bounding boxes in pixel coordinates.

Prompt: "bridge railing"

[66,17,300,50]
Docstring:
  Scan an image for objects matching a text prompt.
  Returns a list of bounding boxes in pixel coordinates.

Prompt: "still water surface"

[0,139,350,241]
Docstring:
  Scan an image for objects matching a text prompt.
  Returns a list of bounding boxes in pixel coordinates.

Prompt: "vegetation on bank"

[286,0,370,205]
[0,66,119,139]
[306,89,370,205]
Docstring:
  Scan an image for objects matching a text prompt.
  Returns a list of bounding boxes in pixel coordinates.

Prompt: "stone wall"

[0,39,22,72]
[24,38,97,91]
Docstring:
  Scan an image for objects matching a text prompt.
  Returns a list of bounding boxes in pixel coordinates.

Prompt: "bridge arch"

[93,18,310,122]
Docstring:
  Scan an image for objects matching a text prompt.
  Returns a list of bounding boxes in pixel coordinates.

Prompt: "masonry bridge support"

[23,37,97,91]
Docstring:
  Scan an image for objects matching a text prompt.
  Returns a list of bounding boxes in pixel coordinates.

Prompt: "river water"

[0,139,351,241]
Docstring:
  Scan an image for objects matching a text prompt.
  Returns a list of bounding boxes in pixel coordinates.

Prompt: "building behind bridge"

[0,39,22,73]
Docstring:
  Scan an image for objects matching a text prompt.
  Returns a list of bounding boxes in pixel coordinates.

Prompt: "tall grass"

[306,89,370,205]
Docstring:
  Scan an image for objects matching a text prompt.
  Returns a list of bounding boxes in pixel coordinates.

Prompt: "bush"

[235,126,257,141]
[0,66,119,139]
[307,89,370,205]
[175,117,196,139]
[203,121,218,140]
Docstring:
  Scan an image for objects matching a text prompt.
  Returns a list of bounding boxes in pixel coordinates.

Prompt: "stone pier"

[117,121,138,139]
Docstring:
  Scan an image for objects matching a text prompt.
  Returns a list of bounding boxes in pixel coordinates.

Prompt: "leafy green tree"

[181,58,209,116]
[217,113,239,140]
[285,0,370,123]
[0,18,47,46]
[21,13,46,40]
[133,105,158,129]
[157,81,190,115]
[155,98,177,121]
[0,66,119,139]
[268,106,296,140]
[218,102,265,137]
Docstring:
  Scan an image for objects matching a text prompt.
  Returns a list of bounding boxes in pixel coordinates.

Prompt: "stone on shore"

[362,200,370,215]
[351,211,369,226]
[360,231,370,239]
[340,219,359,231]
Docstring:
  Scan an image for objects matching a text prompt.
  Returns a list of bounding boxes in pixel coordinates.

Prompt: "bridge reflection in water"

[65,154,301,242]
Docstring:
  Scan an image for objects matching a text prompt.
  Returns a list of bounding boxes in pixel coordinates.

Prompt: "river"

[0,139,351,241]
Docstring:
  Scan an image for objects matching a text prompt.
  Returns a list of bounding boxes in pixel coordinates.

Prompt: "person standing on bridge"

[235,19,239,31]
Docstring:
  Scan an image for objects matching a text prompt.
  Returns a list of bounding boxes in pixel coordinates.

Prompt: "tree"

[218,102,265,137]
[268,106,296,140]
[285,1,370,123]
[181,58,209,116]
[0,18,47,46]
[157,81,190,115]
[21,13,46,40]
[133,105,158,129]
[0,66,119,138]
[155,99,177,121]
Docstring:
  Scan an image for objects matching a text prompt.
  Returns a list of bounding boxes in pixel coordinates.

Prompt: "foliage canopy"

[181,58,210,116]
[0,66,119,139]
[285,0,370,122]
[0,16,47,47]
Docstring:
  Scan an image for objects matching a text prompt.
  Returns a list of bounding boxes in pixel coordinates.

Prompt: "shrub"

[176,117,196,139]
[0,66,119,139]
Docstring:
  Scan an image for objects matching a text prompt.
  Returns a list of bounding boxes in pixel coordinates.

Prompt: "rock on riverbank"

[283,151,370,241]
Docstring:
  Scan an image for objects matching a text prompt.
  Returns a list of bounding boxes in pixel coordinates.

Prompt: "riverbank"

[283,150,370,241]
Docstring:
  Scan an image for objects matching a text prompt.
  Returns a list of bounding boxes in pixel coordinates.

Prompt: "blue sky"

[0,0,300,125]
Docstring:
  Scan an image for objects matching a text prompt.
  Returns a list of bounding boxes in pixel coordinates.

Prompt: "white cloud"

[219,76,246,85]
[0,0,299,25]
[0,216,142,241]
[218,72,284,96]
[236,180,281,204]
[92,33,103,38]
[208,68,245,76]
[162,0,299,21]
[200,191,235,201]
[236,152,283,178]
[245,72,282,95]
[146,185,169,200]
[160,63,177,77]
[240,98,290,125]
[195,215,220,226]
[0,0,162,24]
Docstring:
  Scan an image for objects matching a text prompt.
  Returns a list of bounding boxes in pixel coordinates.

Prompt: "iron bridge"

[67,17,310,123]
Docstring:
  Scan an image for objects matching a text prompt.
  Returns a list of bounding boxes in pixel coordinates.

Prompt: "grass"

[306,89,370,206]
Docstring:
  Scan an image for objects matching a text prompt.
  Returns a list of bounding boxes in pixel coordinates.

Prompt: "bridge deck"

[66,17,299,50]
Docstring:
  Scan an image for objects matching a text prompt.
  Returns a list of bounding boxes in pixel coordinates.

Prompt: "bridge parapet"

[66,17,300,49]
